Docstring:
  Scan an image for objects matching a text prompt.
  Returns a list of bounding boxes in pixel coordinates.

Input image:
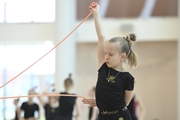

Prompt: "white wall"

[76,41,178,120]
[178,0,180,120]
[0,17,178,45]
[0,23,54,45]
[76,17,178,42]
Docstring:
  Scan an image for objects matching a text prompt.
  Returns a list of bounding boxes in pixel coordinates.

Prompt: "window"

[0,0,55,23]
[0,46,5,120]
[6,0,33,23]
[0,44,55,120]
[0,0,4,22]
[32,0,56,22]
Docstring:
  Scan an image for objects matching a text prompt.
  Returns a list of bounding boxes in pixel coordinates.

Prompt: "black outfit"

[44,103,58,120]
[89,107,93,119]
[96,63,134,120]
[20,102,39,119]
[55,92,77,120]
[14,110,19,120]
[127,95,138,120]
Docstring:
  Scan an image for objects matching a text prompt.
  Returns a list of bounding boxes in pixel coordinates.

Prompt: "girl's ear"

[120,53,127,61]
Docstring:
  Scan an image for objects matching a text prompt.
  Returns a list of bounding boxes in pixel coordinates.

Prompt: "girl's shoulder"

[98,63,108,72]
[126,72,134,80]
[120,71,134,82]
[122,71,133,77]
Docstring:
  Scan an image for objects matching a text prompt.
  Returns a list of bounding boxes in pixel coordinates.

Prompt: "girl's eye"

[104,52,107,55]
[109,54,113,56]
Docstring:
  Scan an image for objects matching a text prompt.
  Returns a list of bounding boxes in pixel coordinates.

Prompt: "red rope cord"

[0,94,86,99]
[0,11,92,90]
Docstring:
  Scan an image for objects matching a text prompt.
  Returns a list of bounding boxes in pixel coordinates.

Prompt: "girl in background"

[55,74,80,120]
[19,89,40,120]
[34,84,59,120]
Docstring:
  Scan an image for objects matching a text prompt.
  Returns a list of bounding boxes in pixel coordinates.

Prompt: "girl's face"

[49,97,57,104]
[14,99,19,105]
[28,90,34,100]
[64,83,73,91]
[104,42,125,70]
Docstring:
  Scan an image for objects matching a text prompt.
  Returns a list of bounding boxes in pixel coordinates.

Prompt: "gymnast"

[82,2,138,120]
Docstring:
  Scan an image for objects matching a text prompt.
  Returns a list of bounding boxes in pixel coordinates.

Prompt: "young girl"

[55,74,80,120]
[19,89,40,120]
[83,2,138,120]
[34,84,59,120]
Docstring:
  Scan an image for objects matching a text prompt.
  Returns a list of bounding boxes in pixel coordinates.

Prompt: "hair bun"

[68,73,72,78]
[126,33,136,42]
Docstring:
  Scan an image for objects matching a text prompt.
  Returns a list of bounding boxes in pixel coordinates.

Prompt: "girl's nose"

[105,55,109,60]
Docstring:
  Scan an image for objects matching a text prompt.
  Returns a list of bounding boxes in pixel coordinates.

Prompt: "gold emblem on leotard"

[119,117,124,120]
[106,76,115,83]
[106,69,120,83]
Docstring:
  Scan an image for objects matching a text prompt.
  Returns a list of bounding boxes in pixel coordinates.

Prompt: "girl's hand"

[74,114,79,120]
[82,98,96,108]
[89,2,99,13]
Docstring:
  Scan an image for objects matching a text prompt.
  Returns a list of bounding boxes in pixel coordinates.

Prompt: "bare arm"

[124,90,133,106]
[18,108,24,120]
[35,104,40,120]
[16,107,22,120]
[74,98,80,120]
[32,90,46,107]
[135,94,146,120]
[82,98,96,108]
[37,96,46,107]
[90,2,106,68]
[36,84,55,107]
[37,111,40,120]
[43,83,55,94]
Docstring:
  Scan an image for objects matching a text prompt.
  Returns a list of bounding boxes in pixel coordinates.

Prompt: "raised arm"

[37,95,46,107]
[31,89,46,107]
[89,2,106,68]
[43,83,55,94]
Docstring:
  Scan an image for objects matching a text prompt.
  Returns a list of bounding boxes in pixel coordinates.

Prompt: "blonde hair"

[108,33,138,69]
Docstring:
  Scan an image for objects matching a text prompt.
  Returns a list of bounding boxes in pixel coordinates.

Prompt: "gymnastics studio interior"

[0,0,180,120]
